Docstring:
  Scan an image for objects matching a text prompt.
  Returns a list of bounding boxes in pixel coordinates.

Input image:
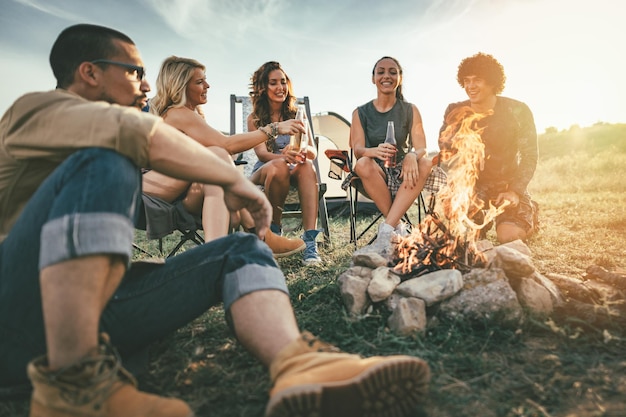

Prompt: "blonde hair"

[149,56,205,117]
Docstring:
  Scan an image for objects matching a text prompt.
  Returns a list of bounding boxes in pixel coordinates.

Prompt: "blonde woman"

[143,56,306,256]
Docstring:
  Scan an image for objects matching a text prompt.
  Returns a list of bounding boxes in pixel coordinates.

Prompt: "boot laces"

[301,332,341,353]
[47,334,136,409]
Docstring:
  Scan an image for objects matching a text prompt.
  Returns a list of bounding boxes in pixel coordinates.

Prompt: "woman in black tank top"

[350,56,432,256]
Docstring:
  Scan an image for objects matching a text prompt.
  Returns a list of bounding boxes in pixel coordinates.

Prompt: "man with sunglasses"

[0,24,430,417]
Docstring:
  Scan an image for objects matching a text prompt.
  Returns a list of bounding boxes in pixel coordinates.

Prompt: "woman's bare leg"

[354,157,392,218]
[291,162,318,231]
[250,160,291,227]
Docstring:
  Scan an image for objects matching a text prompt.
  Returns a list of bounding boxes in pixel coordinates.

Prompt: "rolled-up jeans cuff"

[40,213,134,269]
[222,263,289,312]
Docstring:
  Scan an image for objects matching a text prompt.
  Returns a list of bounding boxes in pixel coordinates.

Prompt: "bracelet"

[409,148,426,160]
[260,125,275,140]
[261,124,277,153]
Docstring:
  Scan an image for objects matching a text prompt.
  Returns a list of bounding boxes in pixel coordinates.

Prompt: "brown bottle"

[384,120,397,168]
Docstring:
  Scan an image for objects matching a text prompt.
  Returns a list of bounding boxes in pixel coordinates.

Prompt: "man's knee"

[68,148,140,197]
[179,232,285,313]
[219,233,287,309]
[225,232,275,265]
[496,223,527,243]
[72,148,137,173]
[39,149,139,267]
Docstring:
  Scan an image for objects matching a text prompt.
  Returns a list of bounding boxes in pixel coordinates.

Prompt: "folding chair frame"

[349,182,428,245]
[160,227,204,258]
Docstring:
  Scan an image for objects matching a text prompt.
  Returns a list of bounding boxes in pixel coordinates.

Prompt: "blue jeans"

[0,148,288,389]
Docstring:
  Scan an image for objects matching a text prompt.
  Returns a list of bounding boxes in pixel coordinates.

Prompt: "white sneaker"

[354,222,396,259]
[394,222,410,237]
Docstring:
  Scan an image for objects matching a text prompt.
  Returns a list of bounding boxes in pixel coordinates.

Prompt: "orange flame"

[393,106,509,275]
[438,106,490,240]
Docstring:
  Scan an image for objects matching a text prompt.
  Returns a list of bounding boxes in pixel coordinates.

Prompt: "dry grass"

[2,123,626,417]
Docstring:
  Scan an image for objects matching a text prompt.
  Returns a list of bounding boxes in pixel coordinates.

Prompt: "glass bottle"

[294,106,308,164]
[384,120,397,168]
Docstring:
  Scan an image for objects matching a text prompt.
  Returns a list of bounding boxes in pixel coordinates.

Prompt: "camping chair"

[134,193,204,259]
[229,94,330,242]
[315,112,431,245]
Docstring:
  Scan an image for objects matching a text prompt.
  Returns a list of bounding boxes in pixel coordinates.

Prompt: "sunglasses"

[91,59,146,82]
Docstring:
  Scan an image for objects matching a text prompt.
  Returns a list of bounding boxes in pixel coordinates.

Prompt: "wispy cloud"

[14,0,84,21]
[140,0,288,40]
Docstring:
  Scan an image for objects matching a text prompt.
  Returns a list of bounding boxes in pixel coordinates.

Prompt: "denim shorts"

[0,148,288,389]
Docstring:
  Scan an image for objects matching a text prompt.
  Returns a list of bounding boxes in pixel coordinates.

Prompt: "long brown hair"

[249,61,297,128]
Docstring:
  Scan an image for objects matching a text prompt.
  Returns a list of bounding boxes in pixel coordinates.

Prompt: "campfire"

[338,106,626,337]
[393,106,509,277]
[392,213,474,276]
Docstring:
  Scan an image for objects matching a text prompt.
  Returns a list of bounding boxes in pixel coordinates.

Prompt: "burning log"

[393,213,478,277]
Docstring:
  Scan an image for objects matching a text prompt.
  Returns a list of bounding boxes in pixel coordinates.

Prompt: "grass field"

[2,123,625,417]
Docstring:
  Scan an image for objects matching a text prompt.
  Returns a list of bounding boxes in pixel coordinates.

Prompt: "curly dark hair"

[249,61,297,129]
[456,52,506,95]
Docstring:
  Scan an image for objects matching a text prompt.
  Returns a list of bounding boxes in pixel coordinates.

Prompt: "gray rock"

[395,269,463,306]
[368,267,401,303]
[388,297,427,336]
[337,267,372,318]
[516,276,554,317]
[488,245,536,279]
[351,252,389,269]
[439,268,523,325]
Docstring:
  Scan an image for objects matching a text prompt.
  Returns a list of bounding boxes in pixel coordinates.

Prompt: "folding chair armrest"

[324,149,351,173]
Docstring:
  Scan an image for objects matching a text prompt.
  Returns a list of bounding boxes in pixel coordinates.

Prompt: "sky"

[1,0,625,151]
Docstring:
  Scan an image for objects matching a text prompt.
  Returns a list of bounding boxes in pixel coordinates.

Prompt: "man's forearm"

[148,121,242,188]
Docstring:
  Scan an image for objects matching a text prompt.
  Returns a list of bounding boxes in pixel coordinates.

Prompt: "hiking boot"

[27,334,193,417]
[302,229,322,266]
[265,230,305,258]
[354,222,397,259]
[265,332,430,417]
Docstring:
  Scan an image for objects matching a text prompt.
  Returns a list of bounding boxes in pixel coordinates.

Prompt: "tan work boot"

[265,332,430,417]
[28,334,193,417]
[264,230,305,258]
